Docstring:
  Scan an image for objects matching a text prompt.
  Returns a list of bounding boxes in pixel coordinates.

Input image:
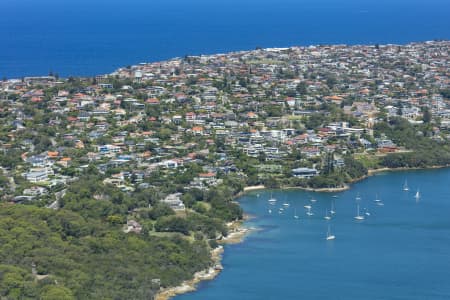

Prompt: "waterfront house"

[292,167,318,178]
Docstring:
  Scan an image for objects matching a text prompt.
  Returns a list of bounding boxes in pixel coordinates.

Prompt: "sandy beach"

[243,185,266,192]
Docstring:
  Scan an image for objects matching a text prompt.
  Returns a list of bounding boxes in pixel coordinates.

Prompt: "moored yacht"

[330,199,336,215]
[403,179,409,191]
[326,225,335,240]
[354,203,365,220]
[374,193,381,203]
[268,192,277,204]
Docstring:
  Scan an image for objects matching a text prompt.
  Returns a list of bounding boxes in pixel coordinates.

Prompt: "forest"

[0,169,243,299]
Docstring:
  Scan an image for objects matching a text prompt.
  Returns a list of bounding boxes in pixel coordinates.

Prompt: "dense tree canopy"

[0,204,211,299]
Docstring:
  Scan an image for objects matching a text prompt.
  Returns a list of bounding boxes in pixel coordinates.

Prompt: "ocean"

[177,168,450,300]
[1,0,450,78]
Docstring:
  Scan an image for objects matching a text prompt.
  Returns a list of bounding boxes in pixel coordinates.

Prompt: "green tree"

[40,286,74,300]
[423,107,432,123]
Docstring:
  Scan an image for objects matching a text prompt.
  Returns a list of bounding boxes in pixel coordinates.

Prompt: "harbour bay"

[177,168,450,299]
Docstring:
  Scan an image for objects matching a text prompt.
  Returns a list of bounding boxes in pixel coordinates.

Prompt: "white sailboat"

[374,193,381,203]
[364,207,371,216]
[414,189,420,200]
[304,204,312,209]
[354,203,365,220]
[403,179,409,191]
[283,202,290,207]
[310,197,317,203]
[324,209,331,220]
[326,225,335,240]
[294,209,299,219]
[268,192,277,204]
[306,206,314,216]
[330,199,336,215]
[355,193,361,201]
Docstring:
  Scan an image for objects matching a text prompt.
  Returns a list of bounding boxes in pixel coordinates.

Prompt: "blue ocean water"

[177,168,450,300]
[1,0,450,78]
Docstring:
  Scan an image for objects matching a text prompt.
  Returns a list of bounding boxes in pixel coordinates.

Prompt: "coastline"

[154,246,224,300]
[243,184,349,194]
[154,217,252,300]
[282,185,350,193]
[155,164,449,300]
[367,165,450,175]
[242,165,450,195]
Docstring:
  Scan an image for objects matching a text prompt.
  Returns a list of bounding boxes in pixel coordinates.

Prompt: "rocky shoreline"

[243,184,349,194]
[154,219,252,300]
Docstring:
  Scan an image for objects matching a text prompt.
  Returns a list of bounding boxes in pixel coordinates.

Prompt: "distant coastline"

[3,40,450,80]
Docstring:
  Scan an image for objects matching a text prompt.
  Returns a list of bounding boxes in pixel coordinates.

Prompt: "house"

[146,98,160,105]
[333,158,345,168]
[185,112,196,122]
[98,83,113,89]
[27,155,49,167]
[294,134,309,144]
[24,170,48,183]
[292,167,318,178]
[57,157,72,168]
[191,126,204,136]
[124,220,142,234]
[13,196,35,203]
[97,144,121,154]
[161,159,181,169]
[301,147,321,158]
[172,115,182,124]
[247,112,258,119]
[285,97,296,107]
[47,151,59,159]
[161,193,186,211]
[23,186,48,196]
[196,172,217,185]
[401,107,421,119]
[376,139,396,148]
[359,138,373,149]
